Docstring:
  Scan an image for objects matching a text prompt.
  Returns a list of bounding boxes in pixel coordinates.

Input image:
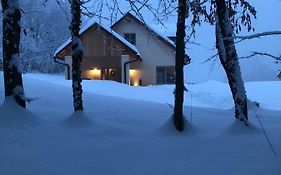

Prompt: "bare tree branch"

[235,31,281,43]
[239,52,281,63]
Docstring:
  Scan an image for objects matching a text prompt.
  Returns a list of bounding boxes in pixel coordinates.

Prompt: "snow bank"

[223,119,261,135]
[0,72,280,175]
[19,73,281,111]
[61,111,94,128]
[158,116,199,136]
[0,97,41,127]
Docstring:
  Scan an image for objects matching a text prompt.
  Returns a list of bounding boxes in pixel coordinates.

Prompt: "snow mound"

[60,111,128,137]
[247,100,260,111]
[223,120,261,135]
[0,97,41,127]
[61,111,94,127]
[158,116,199,135]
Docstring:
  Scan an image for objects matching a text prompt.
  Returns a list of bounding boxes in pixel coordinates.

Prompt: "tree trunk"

[71,0,84,111]
[2,0,26,108]
[215,0,248,121]
[173,0,186,131]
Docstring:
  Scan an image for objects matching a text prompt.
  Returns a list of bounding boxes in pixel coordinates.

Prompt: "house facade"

[54,13,180,86]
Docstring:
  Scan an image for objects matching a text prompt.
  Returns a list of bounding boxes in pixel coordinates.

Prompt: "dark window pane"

[156,67,165,84]
[166,66,175,84]
[124,33,136,45]
[156,66,175,84]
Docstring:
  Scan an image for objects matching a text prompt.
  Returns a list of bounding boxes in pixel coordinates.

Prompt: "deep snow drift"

[0,73,280,175]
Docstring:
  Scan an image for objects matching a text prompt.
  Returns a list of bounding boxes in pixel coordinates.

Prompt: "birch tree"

[186,0,256,123]
[1,0,26,108]
[70,0,84,111]
[215,0,247,121]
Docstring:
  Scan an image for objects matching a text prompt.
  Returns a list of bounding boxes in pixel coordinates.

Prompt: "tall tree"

[185,0,256,122]
[70,0,84,111]
[173,0,187,131]
[1,0,26,108]
[215,0,248,122]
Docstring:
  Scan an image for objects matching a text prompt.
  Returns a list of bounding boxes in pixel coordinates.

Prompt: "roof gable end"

[54,18,141,59]
[111,12,176,50]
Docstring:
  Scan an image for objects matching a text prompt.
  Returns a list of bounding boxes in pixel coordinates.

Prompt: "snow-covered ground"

[22,73,281,110]
[0,73,281,175]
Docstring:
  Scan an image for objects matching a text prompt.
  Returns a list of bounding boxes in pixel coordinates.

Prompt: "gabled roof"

[54,18,141,59]
[111,12,177,50]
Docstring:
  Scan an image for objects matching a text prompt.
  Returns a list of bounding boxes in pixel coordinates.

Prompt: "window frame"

[124,33,136,45]
[156,66,175,84]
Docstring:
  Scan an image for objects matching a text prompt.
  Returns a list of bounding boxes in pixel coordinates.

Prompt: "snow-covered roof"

[54,18,141,58]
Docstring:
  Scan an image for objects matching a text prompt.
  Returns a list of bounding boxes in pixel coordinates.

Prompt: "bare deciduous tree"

[71,0,84,111]
[1,0,26,108]
[174,0,187,131]
[185,0,257,122]
[215,0,248,121]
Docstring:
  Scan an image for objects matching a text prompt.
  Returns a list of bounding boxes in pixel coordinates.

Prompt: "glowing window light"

[88,68,101,79]
[129,69,140,86]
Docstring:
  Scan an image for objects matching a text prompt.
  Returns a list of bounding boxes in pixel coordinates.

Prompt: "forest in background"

[0,0,70,73]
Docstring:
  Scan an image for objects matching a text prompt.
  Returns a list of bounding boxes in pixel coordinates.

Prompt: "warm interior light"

[133,82,139,86]
[86,68,101,79]
[129,69,137,76]
[129,69,141,86]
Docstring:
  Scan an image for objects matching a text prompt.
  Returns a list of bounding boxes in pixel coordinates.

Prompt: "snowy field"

[0,73,281,175]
